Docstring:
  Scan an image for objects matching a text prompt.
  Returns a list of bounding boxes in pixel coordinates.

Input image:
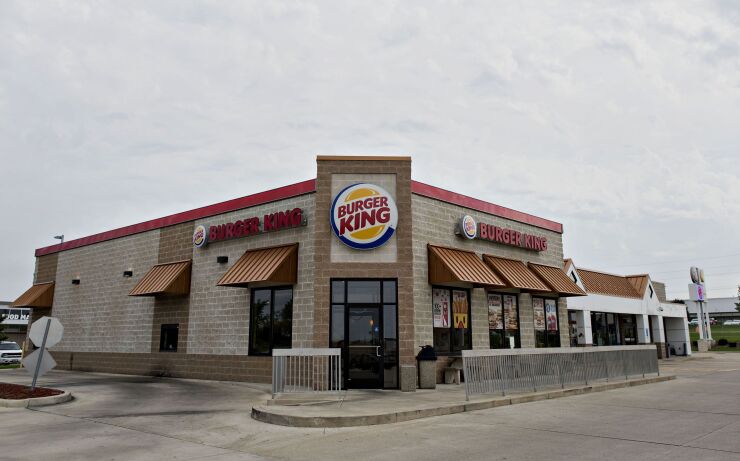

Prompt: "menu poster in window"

[488,294,503,330]
[545,299,558,331]
[504,295,518,330]
[533,298,546,331]
[432,289,450,328]
[452,290,468,329]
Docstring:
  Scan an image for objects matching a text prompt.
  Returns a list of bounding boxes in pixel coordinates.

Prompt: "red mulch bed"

[0,383,64,400]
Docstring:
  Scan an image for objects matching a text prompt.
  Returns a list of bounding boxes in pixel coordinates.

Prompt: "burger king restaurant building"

[13,156,585,391]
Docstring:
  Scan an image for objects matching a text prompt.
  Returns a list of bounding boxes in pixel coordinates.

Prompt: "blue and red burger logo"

[460,215,477,239]
[330,183,398,250]
[192,225,208,248]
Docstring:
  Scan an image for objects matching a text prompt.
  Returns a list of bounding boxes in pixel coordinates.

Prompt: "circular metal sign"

[690,267,700,284]
[460,215,477,239]
[193,224,208,248]
[29,316,64,348]
[330,183,398,250]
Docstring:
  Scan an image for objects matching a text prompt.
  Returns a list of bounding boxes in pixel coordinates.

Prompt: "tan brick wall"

[34,253,58,283]
[151,222,193,353]
[158,222,194,264]
[313,159,415,378]
[411,194,567,352]
[50,351,272,383]
[51,232,160,353]
[188,194,315,354]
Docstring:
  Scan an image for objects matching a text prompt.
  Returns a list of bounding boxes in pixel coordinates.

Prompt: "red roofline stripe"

[34,179,317,257]
[34,178,563,257]
[410,181,563,234]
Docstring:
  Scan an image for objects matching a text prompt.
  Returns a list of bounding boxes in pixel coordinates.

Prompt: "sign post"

[22,316,63,390]
[689,267,711,343]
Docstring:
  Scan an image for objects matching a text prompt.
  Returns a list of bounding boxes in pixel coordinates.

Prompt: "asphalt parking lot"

[2,353,740,461]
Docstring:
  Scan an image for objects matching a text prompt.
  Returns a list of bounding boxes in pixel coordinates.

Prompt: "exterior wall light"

[123,270,133,277]
[72,277,81,285]
[217,256,228,264]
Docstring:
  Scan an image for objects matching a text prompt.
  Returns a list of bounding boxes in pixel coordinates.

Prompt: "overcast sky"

[2,1,739,302]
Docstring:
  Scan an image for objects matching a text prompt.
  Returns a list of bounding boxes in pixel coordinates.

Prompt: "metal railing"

[271,348,342,398]
[462,345,659,400]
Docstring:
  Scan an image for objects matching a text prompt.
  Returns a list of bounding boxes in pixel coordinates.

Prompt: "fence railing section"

[462,346,659,400]
[271,348,342,397]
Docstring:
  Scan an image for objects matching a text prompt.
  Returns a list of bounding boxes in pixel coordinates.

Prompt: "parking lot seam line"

[27,407,260,459]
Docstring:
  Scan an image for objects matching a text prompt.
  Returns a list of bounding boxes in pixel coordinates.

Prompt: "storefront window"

[249,287,293,355]
[534,297,560,348]
[568,310,579,347]
[488,293,520,349]
[432,287,471,354]
[591,312,636,346]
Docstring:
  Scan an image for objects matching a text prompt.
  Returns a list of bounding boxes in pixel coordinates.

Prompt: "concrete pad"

[1,354,739,461]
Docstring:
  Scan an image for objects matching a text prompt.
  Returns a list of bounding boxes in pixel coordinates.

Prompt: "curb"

[0,392,73,409]
[252,375,675,428]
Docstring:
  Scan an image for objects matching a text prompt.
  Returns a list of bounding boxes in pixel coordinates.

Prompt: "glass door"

[347,306,383,389]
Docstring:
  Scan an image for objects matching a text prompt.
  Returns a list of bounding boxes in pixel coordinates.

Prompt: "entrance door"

[347,306,383,389]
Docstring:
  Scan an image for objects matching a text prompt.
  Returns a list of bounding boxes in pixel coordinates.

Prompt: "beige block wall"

[187,194,315,355]
[411,194,566,351]
[51,231,160,353]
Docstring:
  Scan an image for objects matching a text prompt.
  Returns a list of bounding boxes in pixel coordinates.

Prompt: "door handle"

[375,346,382,357]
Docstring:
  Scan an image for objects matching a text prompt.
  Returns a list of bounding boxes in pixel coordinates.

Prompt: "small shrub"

[718,338,729,346]
[729,342,737,348]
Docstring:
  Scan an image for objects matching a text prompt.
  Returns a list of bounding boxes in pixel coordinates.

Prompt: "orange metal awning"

[428,244,505,287]
[527,262,586,297]
[217,243,298,287]
[12,282,55,308]
[483,255,550,292]
[129,260,192,297]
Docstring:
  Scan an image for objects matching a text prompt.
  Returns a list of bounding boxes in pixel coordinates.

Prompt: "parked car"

[688,319,699,326]
[710,318,717,325]
[723,320,740,326]
[0,341,22,364]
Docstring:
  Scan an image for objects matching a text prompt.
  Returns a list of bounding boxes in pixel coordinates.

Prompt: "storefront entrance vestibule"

[330,279,399,389]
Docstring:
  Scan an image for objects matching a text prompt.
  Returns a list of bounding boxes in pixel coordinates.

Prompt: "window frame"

[248,285,294,356]
[159,323,179,353]
[533,296,561,348]
[431,285,472,355]
[487,291,521,349]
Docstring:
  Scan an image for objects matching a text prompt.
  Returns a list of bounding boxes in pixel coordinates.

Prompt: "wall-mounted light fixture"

[72,277,81,285]
[123,269,133,277]
[216,256,229,264]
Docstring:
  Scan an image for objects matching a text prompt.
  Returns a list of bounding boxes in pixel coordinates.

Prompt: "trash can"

[417,345,437,389]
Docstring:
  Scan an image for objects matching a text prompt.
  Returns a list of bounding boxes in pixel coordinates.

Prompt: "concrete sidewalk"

[253,374,674,427]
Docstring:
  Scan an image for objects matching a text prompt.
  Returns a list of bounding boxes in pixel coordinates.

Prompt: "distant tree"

[0,313,8,342]
[735,285,740,313]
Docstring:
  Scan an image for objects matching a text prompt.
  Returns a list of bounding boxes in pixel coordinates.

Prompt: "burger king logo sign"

[192,225,208,248]
[330,183,398,250]
[460,215,477,239]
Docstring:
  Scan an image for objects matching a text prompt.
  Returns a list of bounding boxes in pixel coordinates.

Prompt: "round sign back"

[29,316,64,348]
[330,183,398,250]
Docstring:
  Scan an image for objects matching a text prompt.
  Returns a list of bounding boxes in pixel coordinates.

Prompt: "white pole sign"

[22,316,64,390]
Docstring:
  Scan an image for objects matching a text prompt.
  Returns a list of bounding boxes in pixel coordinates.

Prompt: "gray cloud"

[1,1,739,301]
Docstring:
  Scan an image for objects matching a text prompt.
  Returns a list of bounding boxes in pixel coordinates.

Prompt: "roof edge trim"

[410,181,563,234]
[35,179,316,257]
